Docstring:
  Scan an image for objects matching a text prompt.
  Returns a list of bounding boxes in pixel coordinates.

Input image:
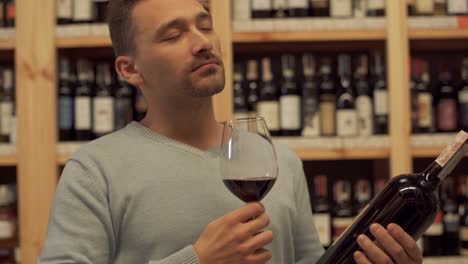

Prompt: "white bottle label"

[459,89,468,103]
[374,90,388,115]
[416,0,435,13]
[417,93,433,127]
[75,97,91,130]
[73,0,93,21]
[280,95,301,130]
[332,217,354,241]
[57,0,72,19]
[93,97,115,134]
[337,109,358,136]
[289,0,309,8]
[320,101,336,136]
[330,0,353,17]
[257,101,280,130]
[447,0,468,14]
[0,102,13,135]
[0,221,14,239]
[252,0,272,10]
[367,0,385,9]
[313,213,331,247]
[356,96,373,136]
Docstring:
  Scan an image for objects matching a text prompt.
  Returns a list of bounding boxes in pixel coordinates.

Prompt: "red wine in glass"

[223,177,277,203]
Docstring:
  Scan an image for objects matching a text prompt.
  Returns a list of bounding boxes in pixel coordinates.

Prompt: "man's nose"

[191,29,214,55]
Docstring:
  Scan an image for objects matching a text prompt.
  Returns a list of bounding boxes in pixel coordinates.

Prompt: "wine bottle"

[434,0,447,15]
[273,0,288,18]
[309,0,329,17]
[436,70,458,132]
[301,54,321,137]
[336,54,358,137]
[441,177,460,255]
[288,0,309,17]
[367,0,385,17]
[331,180,354,242]
[422,211,444,256]
[246,60,260,118]
[415,59,434,133]
[5,0,14,28]
[354,179,371,215]
[459,58,468,131]
[354,54,374,137]
[316,131,468,264]
[447,0,468,15]
[58,58,75,141]
[114,76,134,130]
[279,54,302,136]
[233,62,249,120]
[410,58,420,133]
[330,0,353,18]
[0,68,14,143]
[57,0,73,24]
[319,58,336,137]
[312,175,332,249]
[74,59,93,141]
[257,57,280,136]
[0,1,5,28]
[407,0,417,16]
[94,0,110,23]
[372,52,388,135]
[93,63,115,138]
[251,0,272,18]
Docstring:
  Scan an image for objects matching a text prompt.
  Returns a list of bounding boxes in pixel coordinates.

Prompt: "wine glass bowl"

[220,117,279,203]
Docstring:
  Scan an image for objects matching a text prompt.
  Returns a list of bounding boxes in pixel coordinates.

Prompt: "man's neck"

[140,96,223,151]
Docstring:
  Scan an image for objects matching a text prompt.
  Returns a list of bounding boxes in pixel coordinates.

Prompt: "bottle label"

[313,213,331,247]
[356,96,373,136]
[6,3,14,20]
[447,0,468,14]
[417,93,433,128]
[59,96,73,130]
[280,95,301,130]
[0,221,14,239]
[330,0,353,17]
[332,217,354,241]
[459,89,468,103]
[252,0,272,10]
[443,213,459,232]
[367,0,385,9]
[257,101,280,131]
[320,101,336,136]
[437,99,457,131]
[336,109,358,136]
[57,0,73,19]
[73,0,93,20]
[75,96,91,130]
[289,0,308,8]
[93,97,115,134]
[0,102,13,135]
[416,0,435,13]
[374,90,388,115]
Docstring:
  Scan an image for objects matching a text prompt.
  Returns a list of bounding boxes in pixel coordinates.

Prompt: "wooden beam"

[386,0,413,176]
[211,0,233,122]
[16,0,57,262]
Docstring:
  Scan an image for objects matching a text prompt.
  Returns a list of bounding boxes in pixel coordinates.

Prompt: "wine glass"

[220,117,279,203]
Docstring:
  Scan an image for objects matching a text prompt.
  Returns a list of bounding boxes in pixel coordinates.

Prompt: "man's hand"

[194,202,273,264]
[354,223,423,264]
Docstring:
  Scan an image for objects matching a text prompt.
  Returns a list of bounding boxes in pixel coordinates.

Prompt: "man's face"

[131,0,225,99]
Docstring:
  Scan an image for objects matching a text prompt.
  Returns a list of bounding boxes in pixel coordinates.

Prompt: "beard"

[183,64,225,97]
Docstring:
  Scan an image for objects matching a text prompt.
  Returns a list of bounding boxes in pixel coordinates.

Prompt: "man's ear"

[115,56,143,87]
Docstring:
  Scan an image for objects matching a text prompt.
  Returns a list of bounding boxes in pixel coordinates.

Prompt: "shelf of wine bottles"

[234,51,389,138]
[410,56,468,134]
[308,171,468,257]
[0,0,15,29]
[408,0,468,17]
[57,57,146,142]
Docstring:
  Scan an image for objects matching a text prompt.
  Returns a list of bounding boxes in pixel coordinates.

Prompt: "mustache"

[190,52,222,72]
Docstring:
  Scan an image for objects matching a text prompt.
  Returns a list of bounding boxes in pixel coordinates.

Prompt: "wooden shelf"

[410,133,464,158]
[233,30,386,43]
[0,145,17,166]
[409,28,468,39]
[0,40,14,50]
[0,28,15,50]
[56,35,112,48]
[274,136,390,160]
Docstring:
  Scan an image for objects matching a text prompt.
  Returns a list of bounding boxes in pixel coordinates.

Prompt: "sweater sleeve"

[39,159,201,264]
[292,157,325,264]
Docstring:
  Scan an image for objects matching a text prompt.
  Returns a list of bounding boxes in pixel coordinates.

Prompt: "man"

[40,0,423,263]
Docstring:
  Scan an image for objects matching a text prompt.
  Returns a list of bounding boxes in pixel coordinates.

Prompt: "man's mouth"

[192,59,220,72]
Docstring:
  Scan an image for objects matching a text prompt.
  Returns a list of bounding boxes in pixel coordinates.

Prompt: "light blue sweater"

[39,122,324,263]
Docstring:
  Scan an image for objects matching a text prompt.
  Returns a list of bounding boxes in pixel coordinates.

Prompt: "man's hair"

[107,0,141,56]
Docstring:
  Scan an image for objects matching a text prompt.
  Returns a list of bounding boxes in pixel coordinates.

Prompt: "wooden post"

[16,0,57,262]
[386,0,413,176]
[211,0,233,122]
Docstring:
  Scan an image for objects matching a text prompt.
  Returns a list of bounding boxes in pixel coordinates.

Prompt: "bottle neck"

[422,161,443,189]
